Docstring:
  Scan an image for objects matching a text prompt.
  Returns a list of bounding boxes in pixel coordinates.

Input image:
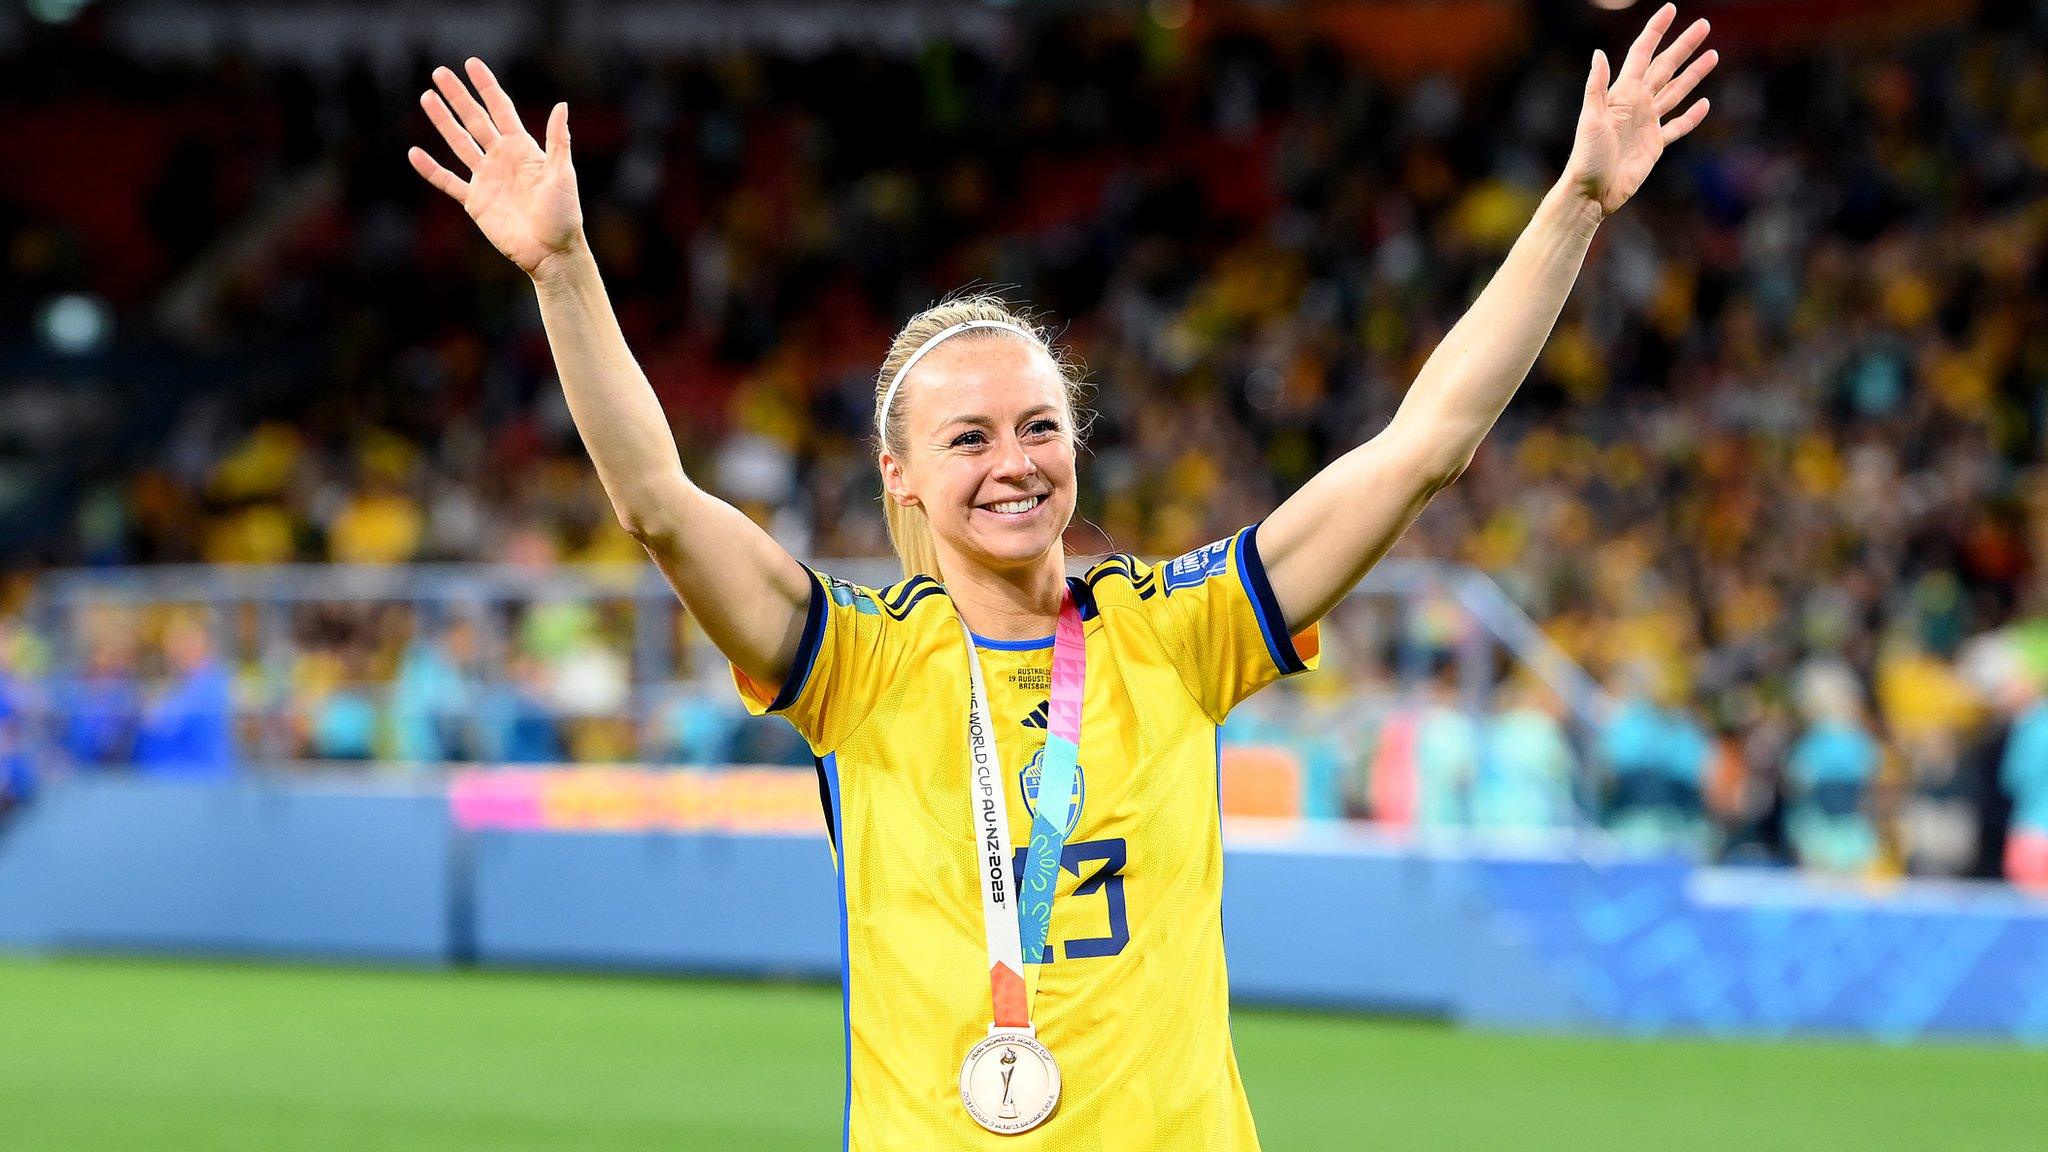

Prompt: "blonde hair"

[874,293,1087,580]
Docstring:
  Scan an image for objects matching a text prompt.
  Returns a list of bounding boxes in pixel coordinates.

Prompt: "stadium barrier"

[0,775,452,961]
[4,774,2044,1041]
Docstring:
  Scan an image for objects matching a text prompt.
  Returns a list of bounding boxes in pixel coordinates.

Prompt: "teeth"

[989,497,1039,514]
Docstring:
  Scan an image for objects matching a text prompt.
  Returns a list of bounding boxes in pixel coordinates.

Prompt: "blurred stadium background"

[3,0,2048,1147]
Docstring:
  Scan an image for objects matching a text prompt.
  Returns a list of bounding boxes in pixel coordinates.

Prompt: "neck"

[937,547,1068,642]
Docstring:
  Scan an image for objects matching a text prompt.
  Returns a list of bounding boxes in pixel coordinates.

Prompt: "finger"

[544,102,570,167]
[465,57,529,140]
[1661,97,1711,145]
[1656,49,1719,116]
[1647,18,1711,89]
[1587,49,1611,105]
[408,147,470,202]
[432,65,499,147]
[1621,3,1677,81]
[420,91,484,169]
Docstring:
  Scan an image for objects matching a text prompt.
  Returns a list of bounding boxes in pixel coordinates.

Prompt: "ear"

[879,451,919,508]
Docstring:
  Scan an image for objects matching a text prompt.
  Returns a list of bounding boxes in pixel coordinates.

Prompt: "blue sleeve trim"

[818,752,852,1151]
[1237,522,1307,675]
[768,568,829,713]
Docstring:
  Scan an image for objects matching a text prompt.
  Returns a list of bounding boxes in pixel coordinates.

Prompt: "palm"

[1566,5,1718,218]
[408,59,582,277]
[462,133,578,271]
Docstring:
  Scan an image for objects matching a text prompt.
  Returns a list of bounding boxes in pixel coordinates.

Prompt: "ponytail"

[883,500,945,581]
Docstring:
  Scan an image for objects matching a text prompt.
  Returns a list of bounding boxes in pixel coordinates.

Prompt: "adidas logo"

[1021,700,1049,730]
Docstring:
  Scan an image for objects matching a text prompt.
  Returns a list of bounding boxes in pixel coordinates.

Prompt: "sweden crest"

[1019,748,1084,839]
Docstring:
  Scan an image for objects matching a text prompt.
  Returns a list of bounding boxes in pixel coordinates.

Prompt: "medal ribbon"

[961,586,1085,1031]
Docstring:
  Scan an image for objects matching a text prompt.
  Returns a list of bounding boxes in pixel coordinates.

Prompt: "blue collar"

[970,632,1055,651]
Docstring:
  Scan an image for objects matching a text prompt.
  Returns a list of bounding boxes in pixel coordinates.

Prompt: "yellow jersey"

[734,524,1319,1151]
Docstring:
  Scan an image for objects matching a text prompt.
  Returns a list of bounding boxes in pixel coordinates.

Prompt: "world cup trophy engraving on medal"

[960,1028,1060,1135]
[997,1049,1020,1120]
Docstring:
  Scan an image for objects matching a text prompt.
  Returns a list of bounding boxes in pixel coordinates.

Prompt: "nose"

[990,433,1038,483]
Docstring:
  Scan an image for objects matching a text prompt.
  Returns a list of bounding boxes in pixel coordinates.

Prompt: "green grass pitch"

[1,956,2040,1151]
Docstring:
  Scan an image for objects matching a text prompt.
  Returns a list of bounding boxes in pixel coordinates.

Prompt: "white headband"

[876,319,1035,446]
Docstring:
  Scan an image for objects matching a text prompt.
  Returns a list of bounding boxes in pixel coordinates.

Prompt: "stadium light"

[38,294,112,355]
[26,0,94,24]
[1149,0,1193,30]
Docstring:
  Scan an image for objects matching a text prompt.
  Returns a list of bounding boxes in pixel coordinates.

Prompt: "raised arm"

[1259,5,1716,631]
[409,59,813,687]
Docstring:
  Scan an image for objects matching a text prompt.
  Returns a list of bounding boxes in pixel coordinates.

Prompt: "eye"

[949,430,988,448]
[1024,419,1060,438]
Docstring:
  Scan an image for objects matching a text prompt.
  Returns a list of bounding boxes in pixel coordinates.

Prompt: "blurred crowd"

[0,598,811,789]
[5,4,2048,887]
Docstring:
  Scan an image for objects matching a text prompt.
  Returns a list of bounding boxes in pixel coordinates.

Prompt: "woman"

[409,7,1714,1146]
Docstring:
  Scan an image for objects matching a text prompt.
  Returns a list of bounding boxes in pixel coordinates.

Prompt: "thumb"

[1586,49,1611,106]
[546,102,571,164]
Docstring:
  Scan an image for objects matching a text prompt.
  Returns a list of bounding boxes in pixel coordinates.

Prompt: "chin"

[950,518,1069,574]
[969,530,1061,571]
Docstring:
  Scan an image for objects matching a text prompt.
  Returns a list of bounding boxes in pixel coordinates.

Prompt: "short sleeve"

[732,567,902,755]
[1146,522,1320,723]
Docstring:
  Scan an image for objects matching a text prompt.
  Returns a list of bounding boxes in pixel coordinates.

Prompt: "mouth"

[976,493,1050,520]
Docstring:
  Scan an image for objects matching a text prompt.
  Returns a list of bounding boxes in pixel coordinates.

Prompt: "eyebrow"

[936,405,1061,432]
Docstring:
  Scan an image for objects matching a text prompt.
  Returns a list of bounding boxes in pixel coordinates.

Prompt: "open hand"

[408,59,582,280]
[1565,4,1718,218]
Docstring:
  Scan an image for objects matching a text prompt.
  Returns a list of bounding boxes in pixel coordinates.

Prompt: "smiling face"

[879,333,1078,578]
